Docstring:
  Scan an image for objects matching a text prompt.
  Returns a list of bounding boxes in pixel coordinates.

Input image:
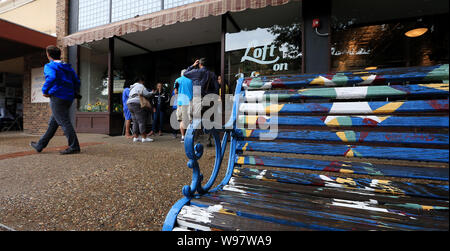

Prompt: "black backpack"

[203,71,219,96]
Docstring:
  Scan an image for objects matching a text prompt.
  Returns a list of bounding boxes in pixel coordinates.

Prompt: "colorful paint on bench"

[245,83,449,101]
[243,64,449,89]
[237,129,449,145]
[238,115,449,128]
[235,155,449,181]
[233,167,449,199]
[240,99,449,114]
[237,141,449,163]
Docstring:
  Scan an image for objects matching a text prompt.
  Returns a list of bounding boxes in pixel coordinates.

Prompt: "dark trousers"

[37,96,80,150]
[128,102,148,135]
[152,106,164,133]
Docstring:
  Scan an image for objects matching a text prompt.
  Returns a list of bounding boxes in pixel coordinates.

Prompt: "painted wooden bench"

[163,64,449,231]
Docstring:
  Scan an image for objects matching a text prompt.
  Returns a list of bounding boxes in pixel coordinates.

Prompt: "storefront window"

[79,46,109,112]
[225,1,302,90]
[331,0,449,71]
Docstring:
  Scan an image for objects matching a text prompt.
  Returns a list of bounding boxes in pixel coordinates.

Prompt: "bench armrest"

[182,119,232,199]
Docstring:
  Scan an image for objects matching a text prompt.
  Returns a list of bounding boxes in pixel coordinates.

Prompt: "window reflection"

[224,2,302,91]
[79,46,109,112]
[331,0,449,71]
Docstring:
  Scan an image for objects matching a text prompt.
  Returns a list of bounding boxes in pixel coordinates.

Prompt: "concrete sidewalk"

[0,132,223,231]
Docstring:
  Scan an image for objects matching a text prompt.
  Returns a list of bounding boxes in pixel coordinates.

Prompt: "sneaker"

[180,136,185,143]
[30,141,42,153]
[133,137,141,142]
[142,137,154,142]
[59,148,80,155]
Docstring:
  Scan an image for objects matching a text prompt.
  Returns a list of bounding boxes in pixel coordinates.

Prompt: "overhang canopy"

[0,18,56,61]
[62,0,294,47]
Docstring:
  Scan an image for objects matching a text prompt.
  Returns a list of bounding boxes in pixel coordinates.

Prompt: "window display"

[78,46,109,112]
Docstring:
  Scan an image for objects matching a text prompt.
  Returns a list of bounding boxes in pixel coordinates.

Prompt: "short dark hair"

[46,45,61,60]
[134,76,146,84]
[123,79,133,89]
[199,58,208,67]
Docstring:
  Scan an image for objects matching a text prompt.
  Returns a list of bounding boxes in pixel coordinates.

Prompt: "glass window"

[111,0,162,23]
[165,0,201,10]
[79,46,109,112]
[78,0,213,31]
[331,0,449,71]
[225,1,302,91]
[78,0,110,31]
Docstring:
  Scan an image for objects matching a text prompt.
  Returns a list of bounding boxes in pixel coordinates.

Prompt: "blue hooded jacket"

[42,61,80,101]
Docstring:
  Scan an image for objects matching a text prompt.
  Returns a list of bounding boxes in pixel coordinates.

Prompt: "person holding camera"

[183,58,219,121]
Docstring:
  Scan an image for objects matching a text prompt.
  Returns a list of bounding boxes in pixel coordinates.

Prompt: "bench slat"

[240,99,449,114]
[238,129,449,146]
[181,178,448,230]
[237,141,449,163]
[216,186,448,229]
[235,155,449,181]
[228,177,450,210]
[177,203,311,231]
[233,167,449,200]
[187,196,438,231]
[238,115,449,128]
[245,84,449,101]
[243,64,449,89]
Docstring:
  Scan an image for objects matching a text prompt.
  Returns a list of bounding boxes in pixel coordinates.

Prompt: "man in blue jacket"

[30,45,81,154]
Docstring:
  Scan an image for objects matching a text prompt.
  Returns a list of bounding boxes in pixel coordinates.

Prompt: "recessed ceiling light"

[405,27,428,37]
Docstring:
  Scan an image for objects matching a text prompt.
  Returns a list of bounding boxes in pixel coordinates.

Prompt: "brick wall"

[56,0,69,61]
[22,51,52,135]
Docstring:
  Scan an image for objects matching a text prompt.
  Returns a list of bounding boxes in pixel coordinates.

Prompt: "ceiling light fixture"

[404,27,428,38]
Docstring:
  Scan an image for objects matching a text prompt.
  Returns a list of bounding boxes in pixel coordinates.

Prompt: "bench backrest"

[232,64,449,181]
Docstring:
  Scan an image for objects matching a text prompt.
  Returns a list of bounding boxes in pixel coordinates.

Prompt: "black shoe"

[59,148,80,155]
[30,142,42,153]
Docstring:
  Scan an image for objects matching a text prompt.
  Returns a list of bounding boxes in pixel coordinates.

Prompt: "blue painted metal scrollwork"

[162,78,244,231]
[182,119,231,198]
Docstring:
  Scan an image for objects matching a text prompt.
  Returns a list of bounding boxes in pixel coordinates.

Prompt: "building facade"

[0,0,57,134]
[15,0,450,135]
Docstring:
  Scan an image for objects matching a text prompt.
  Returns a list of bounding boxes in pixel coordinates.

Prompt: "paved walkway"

[0,131,223,231]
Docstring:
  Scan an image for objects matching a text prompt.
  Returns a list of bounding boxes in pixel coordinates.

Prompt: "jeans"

[152,106,164,133]
[37,96,80,150]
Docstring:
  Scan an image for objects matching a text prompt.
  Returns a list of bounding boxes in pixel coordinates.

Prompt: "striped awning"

[61,0,294,47]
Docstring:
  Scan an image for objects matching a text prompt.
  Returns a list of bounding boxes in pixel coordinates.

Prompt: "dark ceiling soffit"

[0,18,56,49]
[0,38,42,61]
[114,36,153,53]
